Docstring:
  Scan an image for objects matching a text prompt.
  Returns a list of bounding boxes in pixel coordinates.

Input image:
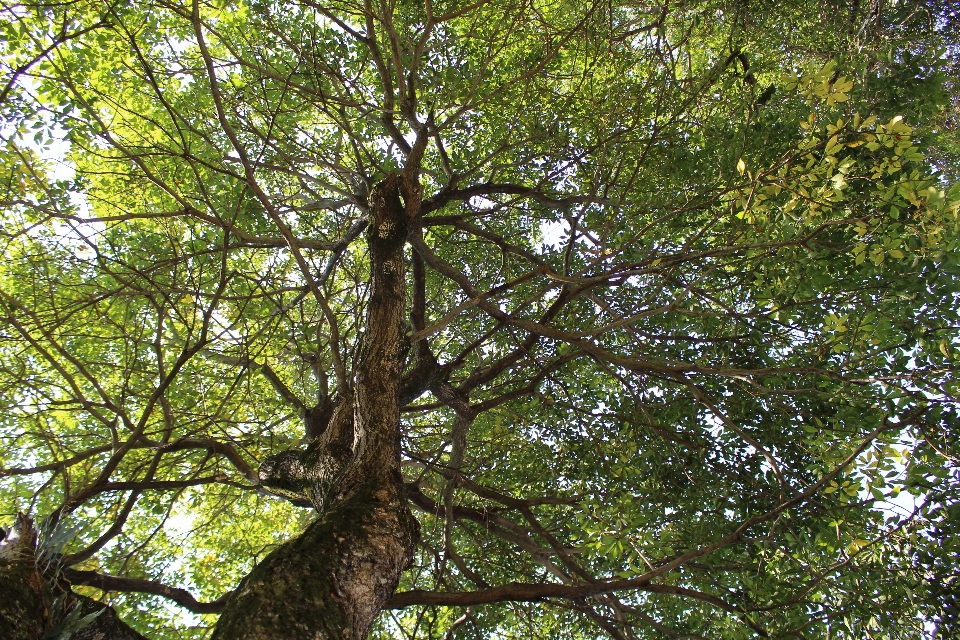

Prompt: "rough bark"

[212,173,420,640]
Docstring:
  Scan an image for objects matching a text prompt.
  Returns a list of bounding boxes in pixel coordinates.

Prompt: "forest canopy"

[1,0,959,638]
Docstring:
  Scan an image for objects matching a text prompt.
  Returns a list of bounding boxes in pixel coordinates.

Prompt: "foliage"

[1,0,958,638]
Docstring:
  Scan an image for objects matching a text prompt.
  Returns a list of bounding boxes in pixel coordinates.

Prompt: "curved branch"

[90,475,228,494]
[384,582,742,612]
[64,569,230,615]
[203,352,306,411]
[63,490,143,566]
[159,437,258,483]
[422,183,611,215]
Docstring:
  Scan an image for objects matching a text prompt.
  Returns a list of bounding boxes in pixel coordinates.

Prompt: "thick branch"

[160,437,258,483]
[64,569,229,615]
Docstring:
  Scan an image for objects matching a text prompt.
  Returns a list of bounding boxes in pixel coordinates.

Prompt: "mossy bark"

[211,483,417,640]
[212,174,420,640]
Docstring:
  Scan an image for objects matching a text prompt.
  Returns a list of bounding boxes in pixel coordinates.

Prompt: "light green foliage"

[1,0,958,638]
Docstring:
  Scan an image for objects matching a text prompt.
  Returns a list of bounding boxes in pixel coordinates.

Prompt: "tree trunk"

[212,173,420,640]
[1,174,421,640]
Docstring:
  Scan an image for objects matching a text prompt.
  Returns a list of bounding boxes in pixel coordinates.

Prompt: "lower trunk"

[211,481,417,640]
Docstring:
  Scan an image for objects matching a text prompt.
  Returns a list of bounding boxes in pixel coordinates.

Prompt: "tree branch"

[64,569,230,615]
[422,182,611,215]
[384,581,743,612]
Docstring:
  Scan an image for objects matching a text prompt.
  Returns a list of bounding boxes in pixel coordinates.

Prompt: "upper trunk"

[211,173,420,640]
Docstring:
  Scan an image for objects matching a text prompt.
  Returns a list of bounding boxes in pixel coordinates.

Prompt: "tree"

[1,0,958,638]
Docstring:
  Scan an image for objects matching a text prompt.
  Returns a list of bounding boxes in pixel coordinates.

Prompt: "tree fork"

[212,173,420,640]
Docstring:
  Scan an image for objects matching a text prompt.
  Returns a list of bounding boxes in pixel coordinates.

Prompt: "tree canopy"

[1,0,959,638]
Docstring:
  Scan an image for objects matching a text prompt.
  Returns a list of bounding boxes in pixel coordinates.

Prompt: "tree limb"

[64,569,229,615]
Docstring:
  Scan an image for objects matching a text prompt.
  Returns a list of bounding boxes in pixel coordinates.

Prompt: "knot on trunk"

[259,396,357,512]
